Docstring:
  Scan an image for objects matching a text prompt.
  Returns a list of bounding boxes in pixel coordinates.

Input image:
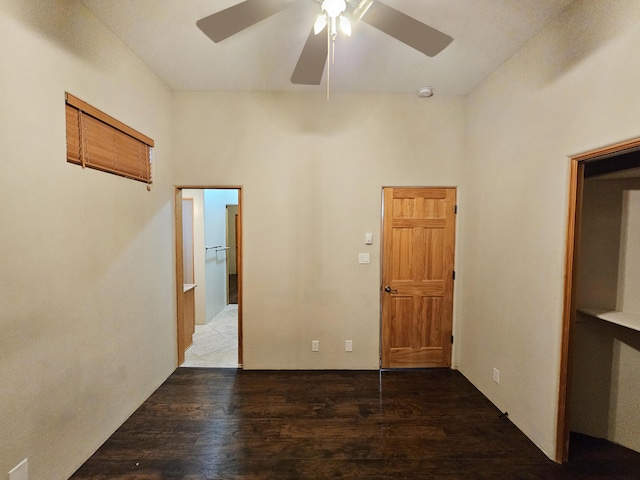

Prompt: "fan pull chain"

[332,38,336,64]
[326,28,340,100]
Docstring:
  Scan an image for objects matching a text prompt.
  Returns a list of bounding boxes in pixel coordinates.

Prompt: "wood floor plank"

[70,369,640,479]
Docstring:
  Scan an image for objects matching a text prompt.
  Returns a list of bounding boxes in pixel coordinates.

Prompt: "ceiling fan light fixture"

[314,14,328,34]
[339,15,352,36]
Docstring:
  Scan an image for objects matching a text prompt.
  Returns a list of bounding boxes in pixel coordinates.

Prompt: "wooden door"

[381,187,456,368]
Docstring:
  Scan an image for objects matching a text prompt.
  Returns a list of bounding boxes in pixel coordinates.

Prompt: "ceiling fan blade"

[196,0,292,43]
[291,26,328,85]
[361,1,453,57]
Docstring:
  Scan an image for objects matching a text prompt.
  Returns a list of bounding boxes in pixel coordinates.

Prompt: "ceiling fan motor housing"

[322,0,347,18]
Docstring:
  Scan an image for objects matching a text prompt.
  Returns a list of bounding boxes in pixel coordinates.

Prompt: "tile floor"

[182,304,239,368]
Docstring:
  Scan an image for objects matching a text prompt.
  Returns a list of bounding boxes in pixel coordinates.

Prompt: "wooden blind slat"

[65,95,153,185]
[84,115,117,171]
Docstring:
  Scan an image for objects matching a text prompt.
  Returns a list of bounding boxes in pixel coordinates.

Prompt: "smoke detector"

[418,86,433,98]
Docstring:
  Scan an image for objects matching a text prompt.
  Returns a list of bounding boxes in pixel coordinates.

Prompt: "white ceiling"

[80,0,574,95]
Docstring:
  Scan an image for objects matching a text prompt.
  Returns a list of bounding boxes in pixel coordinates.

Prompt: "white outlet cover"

[358,253,370,264]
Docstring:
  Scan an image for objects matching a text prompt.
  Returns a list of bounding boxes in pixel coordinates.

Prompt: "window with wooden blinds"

[65,93,154,187]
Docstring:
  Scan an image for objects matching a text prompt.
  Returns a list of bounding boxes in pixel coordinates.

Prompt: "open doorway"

[557,139,640,462]
[175,187,242,368]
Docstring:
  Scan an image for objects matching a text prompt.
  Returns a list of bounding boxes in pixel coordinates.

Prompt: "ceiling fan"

[196,0,453,86]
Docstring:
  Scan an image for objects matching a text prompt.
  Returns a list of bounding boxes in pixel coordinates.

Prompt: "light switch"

[359,253,370,264]
[365,233,373,245]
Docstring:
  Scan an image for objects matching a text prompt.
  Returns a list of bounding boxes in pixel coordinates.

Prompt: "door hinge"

[451,335,454,344]
[452,271,456,280]
[455,205,458,214]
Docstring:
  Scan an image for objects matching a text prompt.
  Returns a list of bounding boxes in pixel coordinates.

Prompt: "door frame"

[379,186,458,369]
[174,185,243,368]
[556,137,640,462]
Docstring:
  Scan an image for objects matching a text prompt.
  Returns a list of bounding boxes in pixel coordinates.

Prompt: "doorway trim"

[174,185,243,368]
[557,137,640,462]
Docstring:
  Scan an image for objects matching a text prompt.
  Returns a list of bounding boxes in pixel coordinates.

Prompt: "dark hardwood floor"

[71,369,640,479]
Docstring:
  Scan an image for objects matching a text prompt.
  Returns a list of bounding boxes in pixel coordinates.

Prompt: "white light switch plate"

[358,253,370,264]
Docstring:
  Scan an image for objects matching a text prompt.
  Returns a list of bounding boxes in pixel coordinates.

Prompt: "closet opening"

[558,139,640,463]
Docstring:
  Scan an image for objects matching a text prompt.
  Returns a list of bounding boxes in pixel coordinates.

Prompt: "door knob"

[384,286,398,293]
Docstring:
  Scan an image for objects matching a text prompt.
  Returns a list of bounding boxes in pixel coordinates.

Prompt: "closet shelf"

[578,307,640,332]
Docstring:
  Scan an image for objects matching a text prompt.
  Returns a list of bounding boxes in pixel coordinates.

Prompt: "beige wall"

[578,180,629,310]
[619,190,640,312]
[172,92,467,370]
[577,179,640,311]
[571,311,640,453]
[460,0,640,460]
[0,1,175,479]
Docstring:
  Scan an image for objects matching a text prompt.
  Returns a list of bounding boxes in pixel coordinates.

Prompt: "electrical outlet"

[9,459,28,480]
[345,340,353,352]
[312,340,319,352]
[493,368,500,384]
